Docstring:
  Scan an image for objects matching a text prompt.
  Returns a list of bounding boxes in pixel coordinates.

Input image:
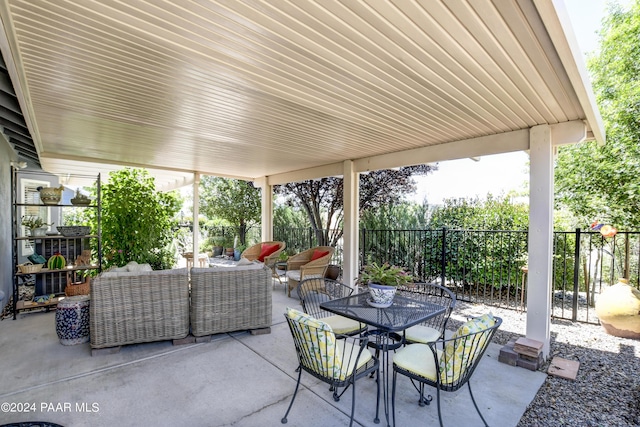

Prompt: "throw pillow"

[258,243,280,262]
[126,261,153,272]
[310,249,330,261]
[439,313,495,383]
[286,307,343,379]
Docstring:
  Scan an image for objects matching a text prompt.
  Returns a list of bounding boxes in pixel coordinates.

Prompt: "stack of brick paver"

[499,337,544,371]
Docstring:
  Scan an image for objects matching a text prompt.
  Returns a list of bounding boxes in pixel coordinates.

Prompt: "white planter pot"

[30,227,48,237]
[368,283,397,308]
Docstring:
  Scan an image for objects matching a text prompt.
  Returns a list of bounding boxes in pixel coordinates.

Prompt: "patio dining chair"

[401,283,457,345]
[282,307,380,426]
[298,277,367,336]
[392,314,502,427]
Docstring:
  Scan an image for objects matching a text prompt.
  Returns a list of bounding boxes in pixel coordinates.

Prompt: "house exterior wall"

[0,142,13,313]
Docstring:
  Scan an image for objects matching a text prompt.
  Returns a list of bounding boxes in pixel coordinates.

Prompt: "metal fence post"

[441,227,446,286]
[572,228,581,321]
[361,228,367,271]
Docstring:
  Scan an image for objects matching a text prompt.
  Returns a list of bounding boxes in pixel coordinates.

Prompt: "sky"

[413,0,615,205]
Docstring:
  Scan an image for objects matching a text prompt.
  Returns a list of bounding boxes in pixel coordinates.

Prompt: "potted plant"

[276,250,289,269]
[212,236,224,257]
[21,215,52,236]
[360,262,413,307]
[234,243,247,261]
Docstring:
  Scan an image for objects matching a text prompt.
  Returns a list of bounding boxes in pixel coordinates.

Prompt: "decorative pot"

[595,278,640,339]
[70,189,91,206]
[225,247,234,258]
[38,185,64,205]
[326,264,341,280]
[212,246,223,257]
[30,226,48,237]
[368,283,397,308]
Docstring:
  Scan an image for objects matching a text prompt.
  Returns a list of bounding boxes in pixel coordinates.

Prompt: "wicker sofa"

[90,268,190,349]
[190,264,272,337]
[89,263,273,351]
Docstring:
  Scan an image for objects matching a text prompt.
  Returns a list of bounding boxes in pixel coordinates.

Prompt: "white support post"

[256,177,273,241]
[526,125,554,358]
[343,160,359,289]
[192,172,201,260]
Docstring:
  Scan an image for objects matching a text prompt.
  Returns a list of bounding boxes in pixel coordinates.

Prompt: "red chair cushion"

[310,249,330,261]
[258,243,280,262]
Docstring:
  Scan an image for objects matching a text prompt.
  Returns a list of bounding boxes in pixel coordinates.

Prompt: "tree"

[428,195,530,287]
[429,194,529,231]
[360,200,431,230]
[199,176,261,246]
[274,165,436,247]
[101,168,181,269]
[555,1,640,229]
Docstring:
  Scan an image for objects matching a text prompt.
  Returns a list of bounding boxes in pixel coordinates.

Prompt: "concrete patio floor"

[0,280,546,427]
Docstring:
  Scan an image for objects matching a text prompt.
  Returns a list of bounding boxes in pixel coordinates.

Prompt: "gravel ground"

[448,301,640,427]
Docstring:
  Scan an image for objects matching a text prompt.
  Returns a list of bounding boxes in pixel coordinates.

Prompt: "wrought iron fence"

[361,228,529,311]
[361,228,640,325]
[551,230,640,323]
[201,225,640,325]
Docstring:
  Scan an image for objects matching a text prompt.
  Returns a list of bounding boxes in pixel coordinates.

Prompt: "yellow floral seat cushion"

[439,313,496,383]
[286,307,372,380]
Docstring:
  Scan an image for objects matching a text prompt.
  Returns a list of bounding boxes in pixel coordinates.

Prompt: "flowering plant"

[360,262,413,287]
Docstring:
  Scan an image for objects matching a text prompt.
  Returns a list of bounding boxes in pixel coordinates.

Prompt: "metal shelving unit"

[11,170,101,319]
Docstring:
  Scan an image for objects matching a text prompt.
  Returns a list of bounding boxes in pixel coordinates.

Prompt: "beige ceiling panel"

[1,0,604,182]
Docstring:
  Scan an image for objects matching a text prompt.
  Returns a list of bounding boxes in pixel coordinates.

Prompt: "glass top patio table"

[319,291,447,332]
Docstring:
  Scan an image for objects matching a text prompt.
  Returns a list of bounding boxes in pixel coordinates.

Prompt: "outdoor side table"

[55,295,90,345]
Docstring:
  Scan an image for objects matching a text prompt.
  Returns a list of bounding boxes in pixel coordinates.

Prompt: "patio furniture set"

[282,277,502,427]
[89,263,272,353]
[88,241,331,353]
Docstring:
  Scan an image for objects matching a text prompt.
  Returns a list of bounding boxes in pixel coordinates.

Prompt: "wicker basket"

[56,226,91,237]
[18,262,44,274]
[65,272,90,296]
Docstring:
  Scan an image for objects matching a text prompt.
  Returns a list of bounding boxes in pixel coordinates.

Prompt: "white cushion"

[209,260,264,271]
[237,257,255,266]
[126,261,153,272]
[286,270,301,281]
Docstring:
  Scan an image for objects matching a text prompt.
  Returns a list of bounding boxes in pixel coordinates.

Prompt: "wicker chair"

[285,246,334,297]
[242,241,286,290]
[241,241,285,266]
[392,315,502,427]
[281,308,380,426]
[298,277,367,336]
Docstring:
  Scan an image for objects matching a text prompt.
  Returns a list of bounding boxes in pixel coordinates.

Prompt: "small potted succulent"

[21,215,52,236]
[360,262,413,307]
